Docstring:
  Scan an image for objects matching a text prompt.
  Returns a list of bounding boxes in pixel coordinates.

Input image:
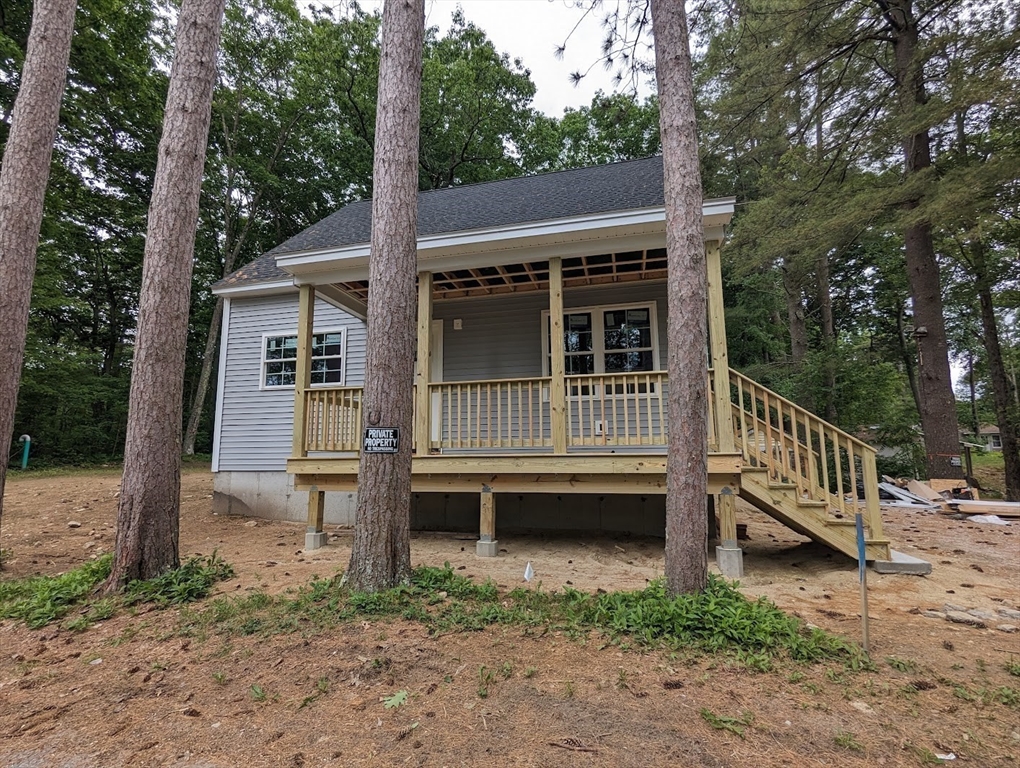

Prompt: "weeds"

[886,656,918,673]
[0,555,112,628]
[1005,660,1020,678]
[175,566,863,670]
[0,552,234,630]
[250,684,267,702]
[834,731,864,752]
[699,708,753,738]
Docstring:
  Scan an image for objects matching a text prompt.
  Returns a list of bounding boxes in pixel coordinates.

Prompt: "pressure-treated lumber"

[292,284,315,458]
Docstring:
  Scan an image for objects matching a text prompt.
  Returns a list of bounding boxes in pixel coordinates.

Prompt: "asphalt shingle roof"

[216,156,666,290]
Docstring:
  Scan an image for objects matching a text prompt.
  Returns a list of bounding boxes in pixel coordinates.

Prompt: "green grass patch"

[0,553,233,629]
[177,566,866,667]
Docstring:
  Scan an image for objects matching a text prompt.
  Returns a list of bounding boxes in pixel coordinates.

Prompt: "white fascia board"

[276,206,670,273]
[278,198,736,285]
[212,279,295,298]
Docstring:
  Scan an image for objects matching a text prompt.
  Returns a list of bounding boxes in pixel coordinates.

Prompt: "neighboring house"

[961,424,1002,452]
[211,156,901,574]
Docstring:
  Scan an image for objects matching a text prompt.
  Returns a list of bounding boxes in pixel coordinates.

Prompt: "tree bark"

[970,241,1020,501]
[104,0,226,589]
[815,254,837,421]
[883,0,963,479]
[346,0,424,593]
[782,258,808,364]
[0,0,76,565]
[652,0,708,596]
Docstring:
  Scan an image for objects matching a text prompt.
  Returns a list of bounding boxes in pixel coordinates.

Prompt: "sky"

[364,0,656,117]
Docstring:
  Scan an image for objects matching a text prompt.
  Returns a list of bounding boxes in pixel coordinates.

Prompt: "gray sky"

[367,0,655,116]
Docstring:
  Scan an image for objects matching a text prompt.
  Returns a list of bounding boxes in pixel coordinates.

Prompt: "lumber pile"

[878,476,1019,519]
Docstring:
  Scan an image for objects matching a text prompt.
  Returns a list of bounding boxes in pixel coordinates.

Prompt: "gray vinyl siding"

[433,281,669,381]
[217,293,367,471]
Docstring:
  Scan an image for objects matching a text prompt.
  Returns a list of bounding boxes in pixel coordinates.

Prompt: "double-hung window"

[261,329,346,389]
[542,302,659,393]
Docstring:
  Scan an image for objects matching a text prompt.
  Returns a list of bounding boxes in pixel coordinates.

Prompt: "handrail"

[728,368,883,541]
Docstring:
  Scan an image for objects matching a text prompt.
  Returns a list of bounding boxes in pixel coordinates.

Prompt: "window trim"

[540,300,660,377]
[259,328,348,391]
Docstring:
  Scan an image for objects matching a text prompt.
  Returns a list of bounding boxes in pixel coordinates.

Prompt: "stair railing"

[728,369,883,541]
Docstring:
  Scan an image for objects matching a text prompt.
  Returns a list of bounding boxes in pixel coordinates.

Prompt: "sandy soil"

[1,468,1018,767]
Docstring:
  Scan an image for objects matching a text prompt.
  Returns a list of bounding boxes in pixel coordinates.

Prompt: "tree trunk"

[815,254,837,421]
[883,0,962,480]
[652,0,708,596]
[0,0,76,566]
[182,295,223,455]
[971,241,1020,501]
[782,258,808,364]
[346,0,424,593]
[104,0,226,589]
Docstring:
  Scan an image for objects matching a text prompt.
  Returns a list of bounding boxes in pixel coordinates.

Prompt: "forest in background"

[0,0,1017,482]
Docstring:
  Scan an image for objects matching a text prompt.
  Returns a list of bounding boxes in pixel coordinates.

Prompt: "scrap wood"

[906,479,948,503]
[946,500,1020,519]
[878,482,938,508]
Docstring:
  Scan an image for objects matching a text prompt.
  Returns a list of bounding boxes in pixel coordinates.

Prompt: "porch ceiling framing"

[330,248,670,304]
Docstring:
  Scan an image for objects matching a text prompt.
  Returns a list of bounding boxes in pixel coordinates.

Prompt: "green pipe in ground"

[19,435,30,470]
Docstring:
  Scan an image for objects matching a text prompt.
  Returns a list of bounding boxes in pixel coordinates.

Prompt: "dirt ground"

[1,468,1018,767]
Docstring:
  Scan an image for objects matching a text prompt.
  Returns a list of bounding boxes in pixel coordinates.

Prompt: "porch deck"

[287,365,891,563]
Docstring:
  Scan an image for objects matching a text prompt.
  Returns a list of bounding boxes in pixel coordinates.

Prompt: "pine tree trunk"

[782,259,808,364]
[652,0,708,596]
[0,0,76,565]
[971,241,1020,501]
[884,0,962,480]
[346,0,424,593]
[104,0,226,589]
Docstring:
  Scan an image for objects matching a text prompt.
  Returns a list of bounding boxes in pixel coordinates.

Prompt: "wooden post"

[414,271,433,455]
[715,488,743,578]
[549,257,567,454]
[305,485,327,550]
[477,484,497,557]
[706,240,735,452]
[717,490,738,546]
[292,284,315,458]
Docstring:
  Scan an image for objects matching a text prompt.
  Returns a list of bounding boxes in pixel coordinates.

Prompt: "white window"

[542,302,659,380]
[261,329,347,389]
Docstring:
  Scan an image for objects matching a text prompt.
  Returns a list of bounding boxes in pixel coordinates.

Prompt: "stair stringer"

[739,468,892,562]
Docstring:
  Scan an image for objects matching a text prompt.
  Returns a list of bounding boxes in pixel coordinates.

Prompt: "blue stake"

[856,512,870,653]
[18,435,31,470]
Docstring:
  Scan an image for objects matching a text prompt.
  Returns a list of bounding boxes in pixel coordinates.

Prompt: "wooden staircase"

[726,369,891,562]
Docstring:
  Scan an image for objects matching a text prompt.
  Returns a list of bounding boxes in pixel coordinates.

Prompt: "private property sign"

[363,428,399,453]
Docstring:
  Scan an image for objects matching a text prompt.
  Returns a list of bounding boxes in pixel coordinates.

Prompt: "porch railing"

[302,370,727,454]
[428,377,552,450]
[728,369,883,539]
[304,387,363,452]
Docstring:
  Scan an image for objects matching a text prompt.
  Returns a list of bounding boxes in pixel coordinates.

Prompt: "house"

[211,156,907,576]
[961,424,1002,452]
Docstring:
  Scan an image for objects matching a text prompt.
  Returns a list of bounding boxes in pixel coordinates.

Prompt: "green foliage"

[1005,660,1020,678]
[123,553,234,606]
[833,731,864,752]
[383,690,408,709]
[177,566,863,668]
[699,708,753,738]
[0,553,233,629]
[0,556,112,628]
